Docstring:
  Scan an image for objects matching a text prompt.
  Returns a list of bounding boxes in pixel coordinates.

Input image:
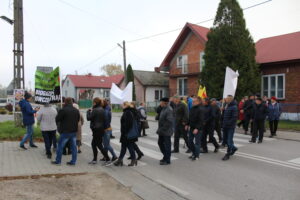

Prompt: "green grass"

[266,120,300,132]
[0,121,43,141]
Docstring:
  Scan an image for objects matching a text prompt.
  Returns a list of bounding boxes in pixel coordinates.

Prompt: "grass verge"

[0,121,43,141]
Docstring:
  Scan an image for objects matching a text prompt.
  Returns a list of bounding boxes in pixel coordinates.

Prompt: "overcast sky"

[0,0,299,89]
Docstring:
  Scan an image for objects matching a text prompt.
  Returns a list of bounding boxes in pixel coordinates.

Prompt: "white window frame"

[154,89,163,101]
[177,55,188,74]
[200,51,205,72]
[261,73,285,99]
[177,78,188,96]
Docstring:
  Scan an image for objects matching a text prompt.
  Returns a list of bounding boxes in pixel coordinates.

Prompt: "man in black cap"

[250,97,268,143]
[19,91,40,150]
[156,97,174,165]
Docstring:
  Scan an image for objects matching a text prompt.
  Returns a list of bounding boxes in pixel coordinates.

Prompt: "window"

[177,78,188,96]
[103,90,110,98]
[177,55,188,73]
[200,51,205,72]
[154,90,163,101]
[262,74,285,99]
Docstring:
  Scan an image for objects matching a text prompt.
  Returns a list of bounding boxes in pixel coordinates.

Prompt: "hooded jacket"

[19,99,37,126]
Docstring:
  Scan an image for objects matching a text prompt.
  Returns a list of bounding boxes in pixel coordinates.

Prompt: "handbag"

[127,114,139,140]
[142,120,149,129]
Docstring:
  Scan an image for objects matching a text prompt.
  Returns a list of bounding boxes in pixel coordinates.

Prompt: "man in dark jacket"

[172,96,190,153]
[186,97,204,160]
[242,95,255,135]
[52,97,80,165]
[157,97,174,165]
[211,98,223,143]
[250,97,268,143]
[19,92,40,150]
[201,98,219,153]
[222,95,238,161]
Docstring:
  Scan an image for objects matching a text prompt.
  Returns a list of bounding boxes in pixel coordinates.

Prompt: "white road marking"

[288,157,300,165]
[156,179,189,196]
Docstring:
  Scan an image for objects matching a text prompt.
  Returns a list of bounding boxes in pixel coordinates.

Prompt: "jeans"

[55,133,77,164]
[158,135,171,163]
[42,130,56,155]
[188,129,202,157]
[223,128,237,154]
[20,125,34,146]
[103,130,117,158]
[119,142,136,160]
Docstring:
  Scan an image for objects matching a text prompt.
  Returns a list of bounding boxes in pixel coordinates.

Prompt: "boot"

[128,159,138,167]
[222,153,230,161]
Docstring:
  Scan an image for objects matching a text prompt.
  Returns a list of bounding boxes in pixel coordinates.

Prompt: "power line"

[77,46,118,71]
[128,0,272,43]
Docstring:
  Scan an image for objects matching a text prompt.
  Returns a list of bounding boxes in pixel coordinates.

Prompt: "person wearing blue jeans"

[222,95,238,161]
[103,130,117,160]
[19,92,39,150]
[55,133,77,165]
[52,97,80,166]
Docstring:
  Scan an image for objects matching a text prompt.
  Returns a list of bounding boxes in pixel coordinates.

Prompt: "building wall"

[120,77,145,103]
[168,32,205,97]
[145,86,169,102]
[62,76,76,99]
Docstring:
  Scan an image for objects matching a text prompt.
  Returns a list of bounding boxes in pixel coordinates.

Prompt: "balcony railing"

[170,62,201,76]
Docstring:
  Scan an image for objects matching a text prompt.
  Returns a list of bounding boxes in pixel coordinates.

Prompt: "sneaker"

[222,154,230,161]
[88,160,97,164]
[191,156,199,161]
[51,161,61,165]
[20,145,27,150]
[66,162,75,166]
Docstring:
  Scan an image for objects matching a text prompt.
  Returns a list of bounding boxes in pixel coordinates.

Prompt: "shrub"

[0,108,7,115]
[5,103,13,112]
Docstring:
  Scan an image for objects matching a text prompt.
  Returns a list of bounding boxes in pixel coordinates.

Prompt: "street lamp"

[0,16,14,25]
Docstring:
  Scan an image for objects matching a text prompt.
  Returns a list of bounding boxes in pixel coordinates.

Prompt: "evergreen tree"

[126,64,136,101]
[201,0,260,99]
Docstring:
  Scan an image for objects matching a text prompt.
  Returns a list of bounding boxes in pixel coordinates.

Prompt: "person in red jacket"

[237,96,247,132]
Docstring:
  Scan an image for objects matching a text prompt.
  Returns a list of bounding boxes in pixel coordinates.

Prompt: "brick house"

[159,23,209,97]
[256,31,300,120]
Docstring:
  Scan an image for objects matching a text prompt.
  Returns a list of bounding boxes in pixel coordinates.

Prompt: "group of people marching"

[18,90,281,166]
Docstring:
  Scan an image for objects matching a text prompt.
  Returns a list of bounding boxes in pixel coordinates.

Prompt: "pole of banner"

[59,67,63,108]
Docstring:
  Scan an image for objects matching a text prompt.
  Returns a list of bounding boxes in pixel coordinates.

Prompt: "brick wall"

[169,32,205,96]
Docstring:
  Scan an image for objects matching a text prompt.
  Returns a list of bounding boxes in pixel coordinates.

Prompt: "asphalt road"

[81,113,300,200]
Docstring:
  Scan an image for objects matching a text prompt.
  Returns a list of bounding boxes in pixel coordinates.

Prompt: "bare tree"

[101,63,123,76]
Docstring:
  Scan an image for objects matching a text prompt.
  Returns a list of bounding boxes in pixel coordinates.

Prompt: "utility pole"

[13,0,25,89]
[118,40,127,83]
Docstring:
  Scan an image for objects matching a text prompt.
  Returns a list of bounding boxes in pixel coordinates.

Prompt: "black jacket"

[157,105,174,137]
[56,104,80,133]
[174,102,188,124]
[222,101,238,129]
[211,104,221,121]
[243,99,254,116]
[188,104,204,130]
[203,104,214,127]
[87,105,106,132]
[252,103,268,121]
[120,107,139,143]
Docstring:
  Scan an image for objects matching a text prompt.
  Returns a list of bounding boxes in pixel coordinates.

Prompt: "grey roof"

[133,70,168,86]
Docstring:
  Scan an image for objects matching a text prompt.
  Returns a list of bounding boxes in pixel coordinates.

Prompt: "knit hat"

[24,92,32,100]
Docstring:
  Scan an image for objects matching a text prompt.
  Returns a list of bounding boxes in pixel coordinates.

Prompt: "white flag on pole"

[110,82,133,104]
[223,67,239,98]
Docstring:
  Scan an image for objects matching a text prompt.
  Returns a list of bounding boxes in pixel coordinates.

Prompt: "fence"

[280,103,300,121]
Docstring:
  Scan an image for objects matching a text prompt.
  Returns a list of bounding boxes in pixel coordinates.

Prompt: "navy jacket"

[103,105,112,129]
[19,99,37,126]
[267,103,282,121]
[222,101,238,129]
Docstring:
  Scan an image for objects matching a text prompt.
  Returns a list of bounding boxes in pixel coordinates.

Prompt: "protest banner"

[35,67,61,104]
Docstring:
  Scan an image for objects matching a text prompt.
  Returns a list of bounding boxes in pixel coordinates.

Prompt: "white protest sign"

[110,82,133,104]
[223,67,239,98]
